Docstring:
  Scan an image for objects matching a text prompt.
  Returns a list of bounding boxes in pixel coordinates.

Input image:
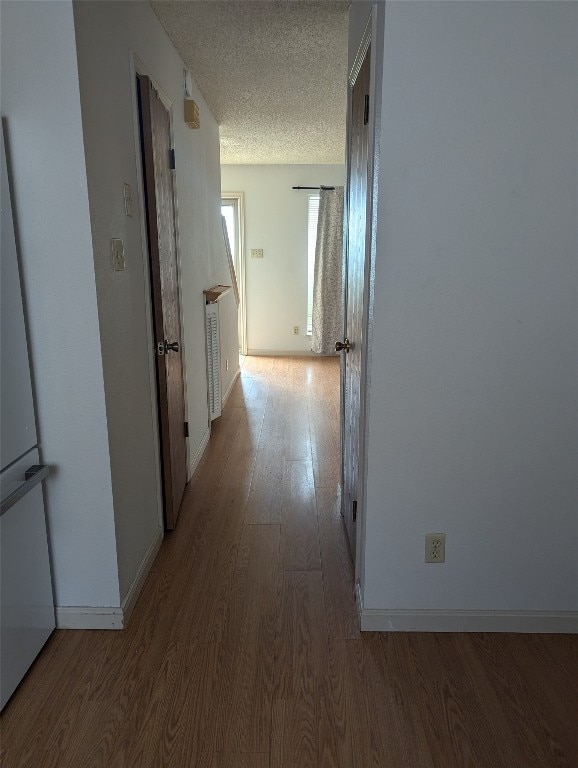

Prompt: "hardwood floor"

[1,356,576,767]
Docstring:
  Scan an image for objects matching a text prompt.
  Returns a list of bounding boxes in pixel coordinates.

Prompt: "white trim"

[55,606,124,630]
[246,349,317,357]
[188,425,211,480]
[56,527,164,630]
[120,527,163,625]
[222,367,240,408]
[355,587,578,633]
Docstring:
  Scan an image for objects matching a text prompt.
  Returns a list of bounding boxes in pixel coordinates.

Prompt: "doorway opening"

[221,193,247,357]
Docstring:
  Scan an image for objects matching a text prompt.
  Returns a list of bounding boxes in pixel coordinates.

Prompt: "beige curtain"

[311,186,344,354]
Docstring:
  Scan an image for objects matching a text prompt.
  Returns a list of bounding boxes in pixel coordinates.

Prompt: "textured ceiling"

[151,1,349,164]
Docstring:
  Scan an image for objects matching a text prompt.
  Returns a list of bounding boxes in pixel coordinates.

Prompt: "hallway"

[1,357,576,767]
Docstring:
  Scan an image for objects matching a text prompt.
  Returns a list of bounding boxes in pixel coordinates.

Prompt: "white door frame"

[221,192,247,355]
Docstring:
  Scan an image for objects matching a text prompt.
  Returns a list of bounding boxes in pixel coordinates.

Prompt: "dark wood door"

[340,46,371,560]
[138,75,187,529]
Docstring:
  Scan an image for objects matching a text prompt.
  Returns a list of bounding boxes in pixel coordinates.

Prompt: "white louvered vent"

[205,303,222,421]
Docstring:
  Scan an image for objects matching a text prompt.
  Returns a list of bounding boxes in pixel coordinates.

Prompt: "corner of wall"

[1,0,121,612]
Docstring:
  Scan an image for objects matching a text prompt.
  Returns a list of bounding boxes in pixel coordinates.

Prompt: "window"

[307,194,320,335]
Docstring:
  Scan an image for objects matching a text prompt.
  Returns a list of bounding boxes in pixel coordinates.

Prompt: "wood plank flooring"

[1,356,576,767]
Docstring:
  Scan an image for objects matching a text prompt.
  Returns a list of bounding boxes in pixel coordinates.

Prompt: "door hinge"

[184,421,189,438]
[352,499,357,522]
[363,95,369,125]
[169,148,176,170]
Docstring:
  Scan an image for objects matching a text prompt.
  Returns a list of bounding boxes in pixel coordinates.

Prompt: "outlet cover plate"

[251,248,264,259]
[112,238,125,271]
[425,533,445,563]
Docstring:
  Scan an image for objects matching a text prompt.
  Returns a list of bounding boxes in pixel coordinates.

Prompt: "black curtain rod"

[292,185,335,191]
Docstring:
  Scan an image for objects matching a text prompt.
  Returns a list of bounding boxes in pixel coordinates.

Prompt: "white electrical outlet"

[425,533,445,563]
[251,248,264,259]
[293,326,299,335]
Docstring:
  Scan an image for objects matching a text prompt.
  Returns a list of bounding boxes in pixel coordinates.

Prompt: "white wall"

[221,164,344,354]
[73,0,237,602]
[1,1,120,608]
[219,289,241,403]
[362,1,578,620]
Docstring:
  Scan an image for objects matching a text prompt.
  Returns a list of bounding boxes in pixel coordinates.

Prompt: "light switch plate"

[112,238,125,271]
[251,248,264,259]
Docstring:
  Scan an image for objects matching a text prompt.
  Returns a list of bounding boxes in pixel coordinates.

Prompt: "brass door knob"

[335,338,350,353]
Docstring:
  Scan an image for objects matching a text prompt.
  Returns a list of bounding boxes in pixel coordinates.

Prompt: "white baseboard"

[222,368,240,408]
[55,606,124,630]
[355,584,578,633]
[188,425,211,481]
[56,528,164,631]
[120,526,163,626]
[246,348,315,357]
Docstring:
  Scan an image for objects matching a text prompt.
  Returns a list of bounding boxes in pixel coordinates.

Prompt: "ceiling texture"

[151,1,349,164]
